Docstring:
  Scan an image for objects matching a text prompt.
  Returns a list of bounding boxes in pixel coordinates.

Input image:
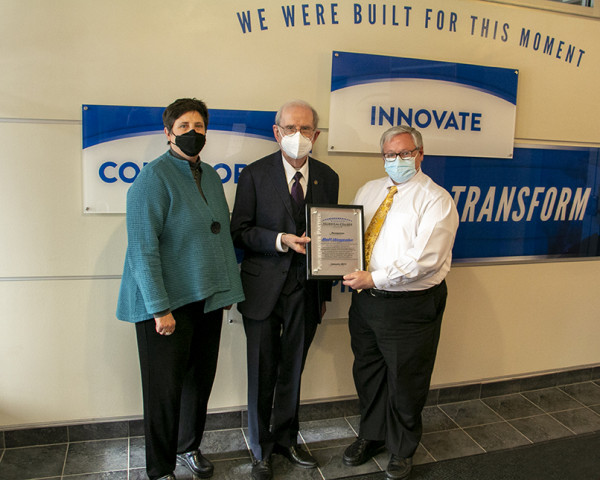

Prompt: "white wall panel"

[1,0,599,428]
[0,123,127,277]
[0,1,598,142]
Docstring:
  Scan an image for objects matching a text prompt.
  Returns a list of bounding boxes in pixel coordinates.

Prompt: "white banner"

[82,105,278,213]
[328,51,519,158]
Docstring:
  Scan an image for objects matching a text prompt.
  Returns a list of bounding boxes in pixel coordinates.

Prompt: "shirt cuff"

[276,232,290,253]
[370,269,389,290]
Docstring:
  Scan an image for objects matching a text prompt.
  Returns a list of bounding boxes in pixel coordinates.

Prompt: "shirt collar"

[281,153,309,184]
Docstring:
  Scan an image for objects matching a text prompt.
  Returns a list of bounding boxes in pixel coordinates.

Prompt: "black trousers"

[243,287,319,461]
[135,301,223,479]
[348,281,447,458]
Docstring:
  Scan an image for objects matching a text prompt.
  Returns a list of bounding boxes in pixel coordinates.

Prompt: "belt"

[363,280,444,299]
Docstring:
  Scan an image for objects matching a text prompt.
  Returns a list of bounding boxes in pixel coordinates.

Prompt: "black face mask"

[174,130,206,157]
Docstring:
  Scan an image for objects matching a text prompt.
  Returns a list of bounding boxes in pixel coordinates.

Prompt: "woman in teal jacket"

[117,98,244,480]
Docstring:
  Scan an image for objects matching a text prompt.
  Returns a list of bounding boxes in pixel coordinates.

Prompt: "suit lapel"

[270,153,295,219]
[307,158,325,204]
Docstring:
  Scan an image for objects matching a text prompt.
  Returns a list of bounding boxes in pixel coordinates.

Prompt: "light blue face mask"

[384,156,417,184]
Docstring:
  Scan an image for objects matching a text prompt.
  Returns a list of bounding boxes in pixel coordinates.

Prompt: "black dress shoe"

[342,438,386,466]
[386,455,412,479]
[176,450,214,478]
[251,457,273,480]
[273,444,318,468]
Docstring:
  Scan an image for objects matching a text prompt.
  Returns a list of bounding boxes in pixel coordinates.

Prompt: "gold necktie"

[364,186,397,270]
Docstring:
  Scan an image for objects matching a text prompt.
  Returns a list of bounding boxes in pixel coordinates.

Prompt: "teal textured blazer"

[117,150,244,322]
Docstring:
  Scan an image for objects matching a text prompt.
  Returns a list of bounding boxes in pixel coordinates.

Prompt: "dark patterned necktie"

[291,171,304,206]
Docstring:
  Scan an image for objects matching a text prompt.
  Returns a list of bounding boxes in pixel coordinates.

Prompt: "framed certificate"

[306,204,365,280]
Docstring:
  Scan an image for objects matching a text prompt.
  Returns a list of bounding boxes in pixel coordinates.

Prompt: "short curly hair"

[163,98,209,133]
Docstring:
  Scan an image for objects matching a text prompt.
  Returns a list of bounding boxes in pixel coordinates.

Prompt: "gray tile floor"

[1,380,600,480]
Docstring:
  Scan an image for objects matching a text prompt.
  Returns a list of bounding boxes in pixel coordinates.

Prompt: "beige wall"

[1,0,599,428]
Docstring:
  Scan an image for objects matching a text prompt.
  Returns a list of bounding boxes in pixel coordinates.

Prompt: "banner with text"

[82,106,600,262]
[328,51,519,158]
[424,145,600,261]
[82,105,278,213]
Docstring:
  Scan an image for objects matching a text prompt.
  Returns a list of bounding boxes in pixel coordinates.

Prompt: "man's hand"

[282,232,311,254]
[343,271,375,290]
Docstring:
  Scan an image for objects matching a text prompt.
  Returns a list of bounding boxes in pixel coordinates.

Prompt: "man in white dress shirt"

[342,125,459,480]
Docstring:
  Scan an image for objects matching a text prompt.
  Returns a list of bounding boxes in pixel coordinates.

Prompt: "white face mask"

[279,130,313,160]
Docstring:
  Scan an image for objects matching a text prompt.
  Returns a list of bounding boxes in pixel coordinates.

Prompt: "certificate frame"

[306,204,365,280]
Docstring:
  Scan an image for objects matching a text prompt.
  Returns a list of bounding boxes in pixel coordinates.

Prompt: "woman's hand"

[154,312,176,336]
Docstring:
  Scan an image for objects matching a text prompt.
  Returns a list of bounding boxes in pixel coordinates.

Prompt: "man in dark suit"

[231,100,339,480]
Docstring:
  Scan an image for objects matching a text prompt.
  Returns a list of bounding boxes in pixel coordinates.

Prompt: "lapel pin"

[314,180,318,185]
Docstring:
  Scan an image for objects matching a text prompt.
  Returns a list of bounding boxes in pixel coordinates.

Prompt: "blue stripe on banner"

[331,51,518,104]
[82,105,277,149]
[82,105,163,149]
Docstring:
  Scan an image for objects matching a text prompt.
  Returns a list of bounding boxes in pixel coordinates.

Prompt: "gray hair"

[275,100,319,129]
[379,125,423,153]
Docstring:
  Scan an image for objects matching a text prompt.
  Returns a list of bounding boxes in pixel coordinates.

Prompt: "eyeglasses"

[383,147,420,162]
[278,125,316,138]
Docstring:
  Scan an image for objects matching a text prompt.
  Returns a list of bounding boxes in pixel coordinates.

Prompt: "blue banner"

[424,145,600,261]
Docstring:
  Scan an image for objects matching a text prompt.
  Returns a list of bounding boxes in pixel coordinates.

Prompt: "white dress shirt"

[354,170,459,291]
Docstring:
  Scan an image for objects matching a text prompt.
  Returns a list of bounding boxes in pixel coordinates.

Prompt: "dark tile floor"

[1,380,600,480]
